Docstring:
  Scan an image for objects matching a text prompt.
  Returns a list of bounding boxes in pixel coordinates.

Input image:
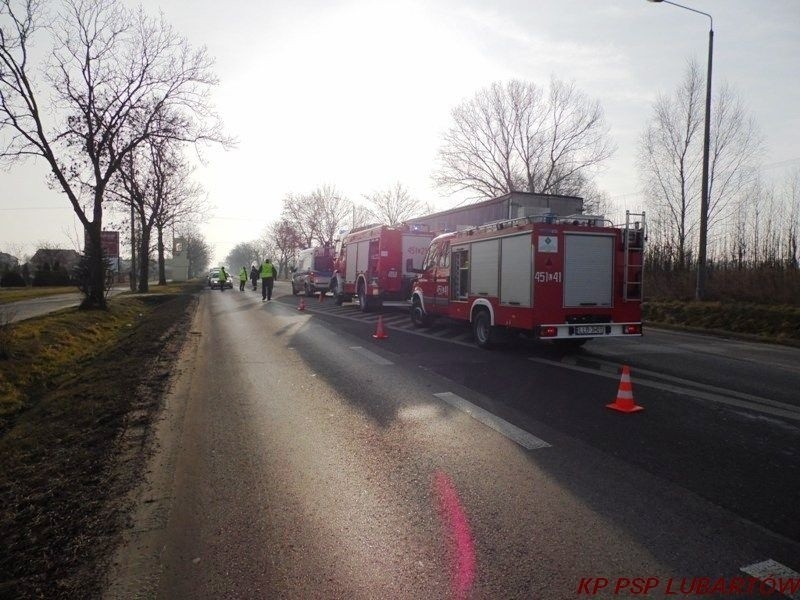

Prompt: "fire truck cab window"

[423,243,440,271]
[437,242,450,268]
[451,248,469,300]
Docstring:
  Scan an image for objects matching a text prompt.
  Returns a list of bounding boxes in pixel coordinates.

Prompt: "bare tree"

[152,150,206,285]
[638,62,704,268]
[363,182,431,226]
[434,78,613,200]
[281,192,318,248]
[262,219,302,278]
[281,184,353,247]
[638,60,761,270]
[784,168,800,269]
[225,241,261,273]
[0,0,225,308]
[180,227,211,278]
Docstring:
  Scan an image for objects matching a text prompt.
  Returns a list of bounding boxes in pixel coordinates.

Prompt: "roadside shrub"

[33,268,73,287]
[0,271,26,287]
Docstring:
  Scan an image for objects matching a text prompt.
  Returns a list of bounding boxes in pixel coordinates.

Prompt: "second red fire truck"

[330,223,435,311]
[409,212,646,348]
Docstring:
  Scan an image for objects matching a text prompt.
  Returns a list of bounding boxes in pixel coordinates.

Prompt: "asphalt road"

[105,282,800,599]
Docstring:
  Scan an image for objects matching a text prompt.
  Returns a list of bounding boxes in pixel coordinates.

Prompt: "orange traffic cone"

[606,365,644,413]
[297,298,306,311]
[372,315,389,339]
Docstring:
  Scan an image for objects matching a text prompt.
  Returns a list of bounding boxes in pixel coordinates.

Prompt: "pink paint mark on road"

[433,470,476,600]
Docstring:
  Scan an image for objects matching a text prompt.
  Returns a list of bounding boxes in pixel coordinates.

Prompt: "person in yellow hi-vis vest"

[238,266,247,291]
[260,258,276,301]
[218,266,228,292]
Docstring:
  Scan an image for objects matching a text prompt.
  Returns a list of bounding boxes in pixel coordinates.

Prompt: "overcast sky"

[1,0,798,262]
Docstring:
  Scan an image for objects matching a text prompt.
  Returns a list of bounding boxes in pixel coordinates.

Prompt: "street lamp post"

[647,0,713,301]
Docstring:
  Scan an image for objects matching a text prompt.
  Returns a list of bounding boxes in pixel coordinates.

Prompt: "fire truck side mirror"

[406,258,424,274]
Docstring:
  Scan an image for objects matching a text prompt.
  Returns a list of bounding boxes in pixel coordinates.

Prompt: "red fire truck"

[410,212,645,348]
[330,224,435,311]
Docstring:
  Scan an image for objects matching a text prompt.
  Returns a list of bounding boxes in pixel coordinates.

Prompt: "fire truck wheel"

[472,309,495,349]
[410,300,431,328]
[304,283,313,297]
[358,285,371,313]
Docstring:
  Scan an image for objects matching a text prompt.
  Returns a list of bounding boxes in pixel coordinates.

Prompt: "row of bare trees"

[225,183,431,277]
[0,0,228,307]
[433,71,797,304]
[108,136,207,292]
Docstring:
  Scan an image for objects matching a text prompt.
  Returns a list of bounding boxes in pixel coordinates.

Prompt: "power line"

[0,206,73,211]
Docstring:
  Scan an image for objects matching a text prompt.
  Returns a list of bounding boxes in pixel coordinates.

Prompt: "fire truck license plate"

[575,325,604,335]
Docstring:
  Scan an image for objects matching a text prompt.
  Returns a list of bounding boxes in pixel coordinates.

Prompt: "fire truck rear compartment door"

[346,243,358,281]
[470,239,499,297]
[402,235,432,275]
[564,234,614,307]
[356,240,370,276]
[500,234,532,307]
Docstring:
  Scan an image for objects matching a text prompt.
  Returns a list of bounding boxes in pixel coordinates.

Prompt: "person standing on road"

[219,266,228,292]
[239,266,248,291]
[250,264,259,291]
[261,258,276,301]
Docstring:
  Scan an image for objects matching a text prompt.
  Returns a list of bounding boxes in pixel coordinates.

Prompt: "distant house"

[0,251,19,271]
[30,248,82,273]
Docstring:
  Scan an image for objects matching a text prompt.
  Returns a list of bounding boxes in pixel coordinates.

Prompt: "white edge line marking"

[349,346,393,366]
[433,392,551,450]
[528,357,800,423]
[741,559,800,600]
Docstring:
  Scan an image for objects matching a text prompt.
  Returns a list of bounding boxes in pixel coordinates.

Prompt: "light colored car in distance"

[290,247,334,296]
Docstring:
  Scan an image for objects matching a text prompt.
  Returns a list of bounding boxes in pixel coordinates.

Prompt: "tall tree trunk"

[138,228,151,293]
[157,226,167,285]
[130,201,137,292]
[81,220,108,310]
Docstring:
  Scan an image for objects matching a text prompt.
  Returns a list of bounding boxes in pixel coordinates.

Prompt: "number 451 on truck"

[409,212,646,349]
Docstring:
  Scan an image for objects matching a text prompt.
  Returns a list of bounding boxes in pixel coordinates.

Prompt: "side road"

[0,287,127,323]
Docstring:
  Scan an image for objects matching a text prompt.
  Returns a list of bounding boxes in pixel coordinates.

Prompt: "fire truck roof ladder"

[623,210,646,302]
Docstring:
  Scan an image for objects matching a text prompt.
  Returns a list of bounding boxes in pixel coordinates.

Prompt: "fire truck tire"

[330,278,343,305]
[358,285,372,313]
[304,283,313,297]
[472,309,495,349]
[410,299,431,328]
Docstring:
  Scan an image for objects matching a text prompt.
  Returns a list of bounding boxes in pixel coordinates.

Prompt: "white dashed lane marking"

[349,346,394,366]
[740,559,800,599]
[433,392,551,450]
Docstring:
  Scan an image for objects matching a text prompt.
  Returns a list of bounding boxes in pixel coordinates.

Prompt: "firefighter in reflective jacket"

[261,259,276,301]
[238,266,247,291]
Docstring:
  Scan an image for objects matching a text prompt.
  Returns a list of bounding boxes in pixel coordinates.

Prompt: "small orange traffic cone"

[606,365,644,413]
[372,315,389,339]
[297,298,306,311]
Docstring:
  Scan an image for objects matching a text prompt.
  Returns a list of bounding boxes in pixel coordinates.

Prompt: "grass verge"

[0,282,203,598]
[644,301,800,346]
